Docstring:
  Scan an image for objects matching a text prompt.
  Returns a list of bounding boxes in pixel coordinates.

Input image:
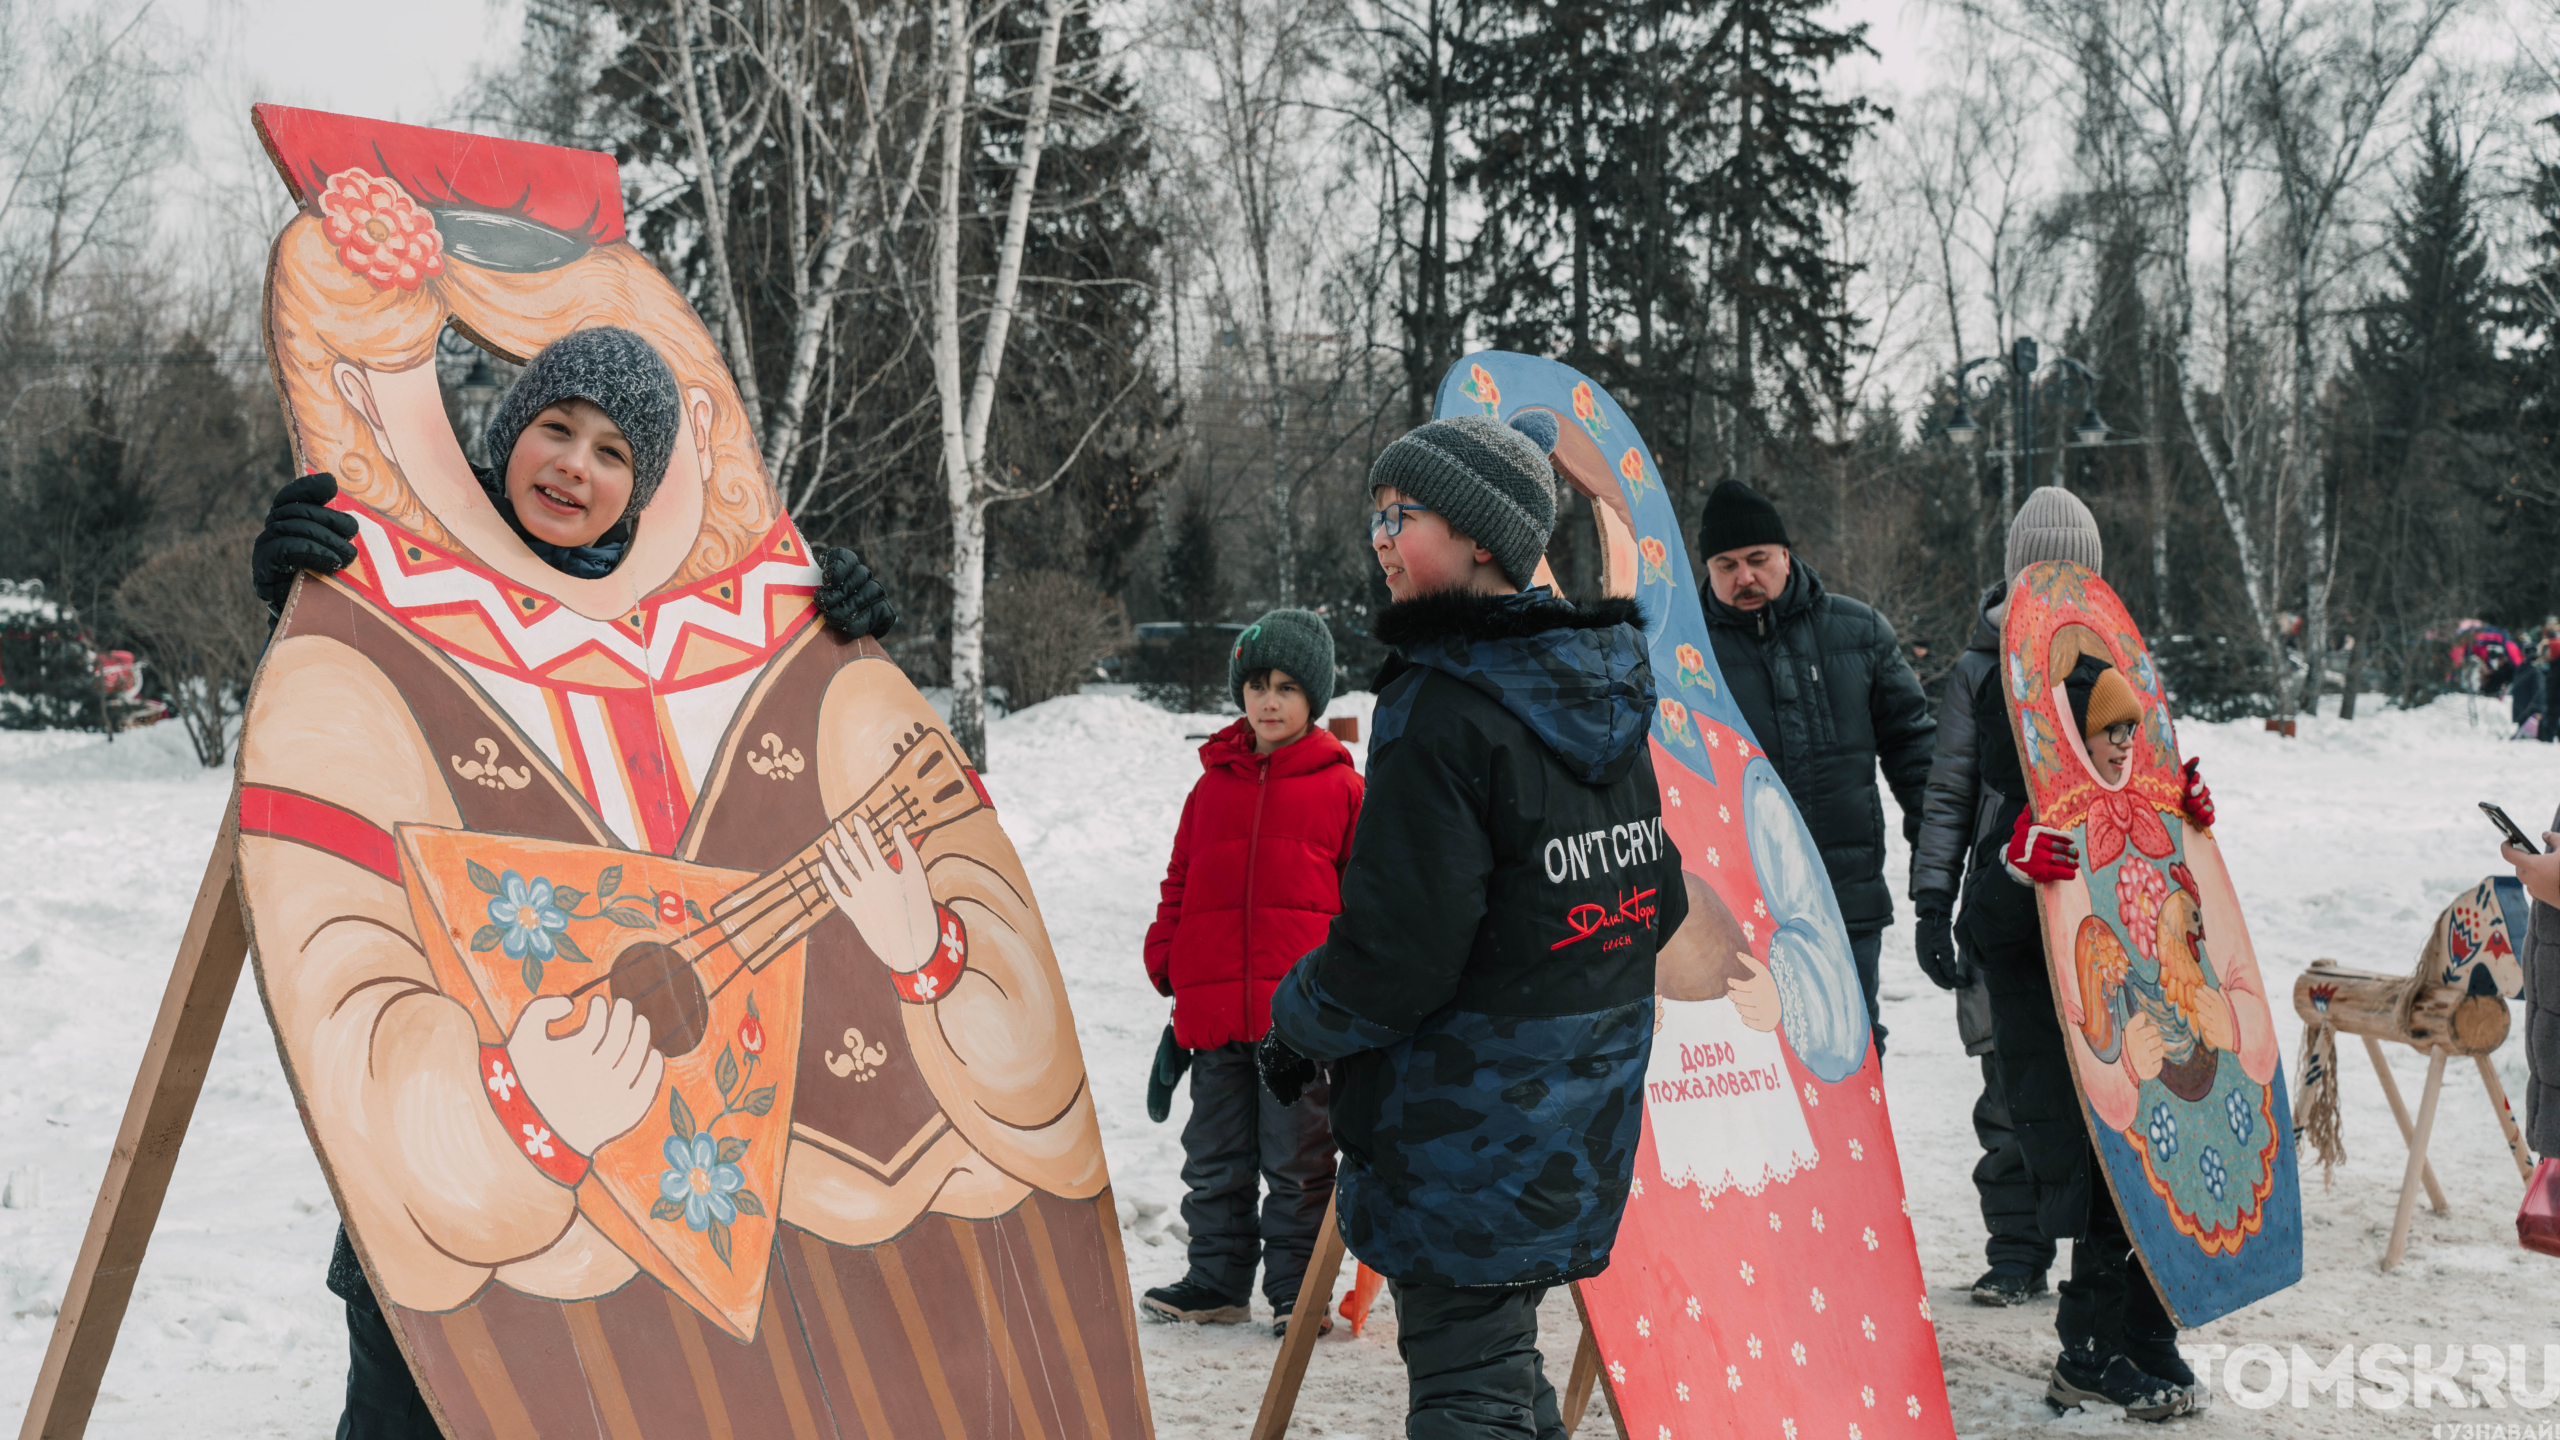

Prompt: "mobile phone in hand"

[2481,801,2541,854]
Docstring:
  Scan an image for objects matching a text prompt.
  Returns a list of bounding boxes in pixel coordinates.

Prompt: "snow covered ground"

[0,692,2553,1436]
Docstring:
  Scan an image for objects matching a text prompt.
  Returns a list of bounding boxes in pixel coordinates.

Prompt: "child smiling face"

[504,399,634,548]
[2088,720,2135,784]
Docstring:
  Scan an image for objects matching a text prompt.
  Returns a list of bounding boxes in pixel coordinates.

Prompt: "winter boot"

[2047,1341,2191,1421]
[1969,1263,2050,1306]
[1141,1278,1250,1325]
[1269,1294,1336,1339]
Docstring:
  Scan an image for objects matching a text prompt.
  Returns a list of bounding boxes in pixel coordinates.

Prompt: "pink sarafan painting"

[234,104,1153,1439]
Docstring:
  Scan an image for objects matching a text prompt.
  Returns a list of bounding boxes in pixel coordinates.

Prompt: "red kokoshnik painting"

[233,105,1153,1439]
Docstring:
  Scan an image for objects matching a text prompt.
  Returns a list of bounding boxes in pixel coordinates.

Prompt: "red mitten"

[2180,757,2215,829]
[2003,809,2080,885]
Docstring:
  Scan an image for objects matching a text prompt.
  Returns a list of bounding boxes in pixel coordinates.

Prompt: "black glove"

[1914,898,1965,991]
[1147,1024,1192,1124]
[252,474,359,620]
[816,546,898,640]
[1256,1028,1317,1107]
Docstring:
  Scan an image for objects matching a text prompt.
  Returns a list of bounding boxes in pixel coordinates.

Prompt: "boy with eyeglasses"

[1261,408,1686,1439]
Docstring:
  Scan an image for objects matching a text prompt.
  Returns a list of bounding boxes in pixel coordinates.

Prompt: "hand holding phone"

[2482,802,2541,854]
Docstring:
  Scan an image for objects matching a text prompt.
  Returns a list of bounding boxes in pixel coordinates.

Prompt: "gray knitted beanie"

[1367,410,1560,588]
[2005,486,2104,580]
[483,327,684,522]
[1229,608,1337,718]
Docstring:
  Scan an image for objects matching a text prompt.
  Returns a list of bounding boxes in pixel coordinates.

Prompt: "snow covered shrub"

[113,527,266,766]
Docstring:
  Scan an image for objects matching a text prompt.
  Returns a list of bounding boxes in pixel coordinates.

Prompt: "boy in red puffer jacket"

[1142,608,1363,1335]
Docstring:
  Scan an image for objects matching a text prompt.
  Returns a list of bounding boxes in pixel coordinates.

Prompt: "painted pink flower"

[658,890,686,928]
[319,168,445,291]
[739,1011,766,1056]
[2116,861,2170,959]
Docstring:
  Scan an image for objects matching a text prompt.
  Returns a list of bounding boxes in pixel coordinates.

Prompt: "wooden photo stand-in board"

[20,106,1153,1440]
[1252,354,1959,1440]
[1999,561,2302,1326]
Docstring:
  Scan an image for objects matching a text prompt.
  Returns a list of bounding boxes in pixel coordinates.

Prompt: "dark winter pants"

[329,1226,437,1440]
[2056,1166,2173,1360]
[1390,1280,1566,1440]
[1971,1052,2056,1275]
[1179,1039,1337,1307]
[1849,926,1887,1060]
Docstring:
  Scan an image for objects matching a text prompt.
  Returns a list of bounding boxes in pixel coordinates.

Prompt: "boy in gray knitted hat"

[1264,407,1685,1434]
[250,327,897,635]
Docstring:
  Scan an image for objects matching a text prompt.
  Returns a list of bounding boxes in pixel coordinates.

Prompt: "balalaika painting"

[233,104,1154,1439]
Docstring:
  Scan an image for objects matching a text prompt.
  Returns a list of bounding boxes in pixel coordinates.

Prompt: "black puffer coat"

[1271,588,1687,1289]
[1909,585,2008,909]
[1703,559,1936,933]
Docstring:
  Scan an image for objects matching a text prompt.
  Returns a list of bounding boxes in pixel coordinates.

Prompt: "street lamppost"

[1939,335,2112,514]
[438,325,505,463]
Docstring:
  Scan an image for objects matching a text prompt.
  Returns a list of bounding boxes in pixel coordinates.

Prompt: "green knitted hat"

[1366,410,1560,588]
[1229,608,1337,718]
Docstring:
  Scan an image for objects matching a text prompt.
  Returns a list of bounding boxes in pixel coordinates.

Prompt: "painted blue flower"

[2148,1103,2179,1161]
[660,1132,744,1231]
[2199,1145,2228,1199]
[486,871,568,961]
[2226,1088,2255,1143]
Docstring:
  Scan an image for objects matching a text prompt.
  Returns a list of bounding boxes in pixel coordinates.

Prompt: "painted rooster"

[2073,860,2238,1101]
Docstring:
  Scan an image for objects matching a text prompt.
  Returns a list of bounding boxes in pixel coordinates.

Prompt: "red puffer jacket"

[1144,719,1364,1050]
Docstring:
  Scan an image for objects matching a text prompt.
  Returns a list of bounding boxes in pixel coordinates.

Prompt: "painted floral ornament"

[319,167,445,291]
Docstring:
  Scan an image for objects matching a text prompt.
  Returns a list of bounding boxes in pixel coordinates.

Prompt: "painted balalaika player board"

[2000,561,2301,1324]
[235,105,1152,1438]
[1437,354,1953,1440]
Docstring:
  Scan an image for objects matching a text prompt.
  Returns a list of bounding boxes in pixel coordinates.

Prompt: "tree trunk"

[935,0,1070,769]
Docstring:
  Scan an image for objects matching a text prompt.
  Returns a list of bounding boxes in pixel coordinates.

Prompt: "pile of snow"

[0,691,2551,1437]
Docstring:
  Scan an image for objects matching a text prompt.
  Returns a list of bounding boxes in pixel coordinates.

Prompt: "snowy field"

[0,691,2555,1437]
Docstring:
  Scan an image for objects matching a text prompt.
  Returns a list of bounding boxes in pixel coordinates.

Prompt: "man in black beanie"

[1693,478,1934,1061]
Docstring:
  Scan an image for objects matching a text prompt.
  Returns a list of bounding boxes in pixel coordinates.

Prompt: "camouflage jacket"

[1271,587,1684,1288]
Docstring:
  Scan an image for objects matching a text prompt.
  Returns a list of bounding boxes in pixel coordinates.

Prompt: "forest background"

[6,0,2560,765]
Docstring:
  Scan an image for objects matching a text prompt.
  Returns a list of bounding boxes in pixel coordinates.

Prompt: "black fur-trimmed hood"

[1374,588,1645,648]
[1370,587,1656,784]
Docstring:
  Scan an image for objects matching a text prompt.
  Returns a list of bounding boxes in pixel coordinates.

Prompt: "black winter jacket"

[1908,585,2009,907]
[1271,588,1686,1289]
[1702,560,1935,932]
[2523,804,2560,1156]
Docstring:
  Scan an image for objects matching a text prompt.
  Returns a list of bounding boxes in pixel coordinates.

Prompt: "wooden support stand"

[1251,1192,1620,1440]
[2292,960,2533,1272]
[21,815,248,1440]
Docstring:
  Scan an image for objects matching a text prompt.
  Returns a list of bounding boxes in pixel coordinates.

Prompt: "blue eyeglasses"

[1369,503,1434,540]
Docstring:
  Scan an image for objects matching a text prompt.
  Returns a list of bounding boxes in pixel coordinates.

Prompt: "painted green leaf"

[467,859,501,895]
[519,956,543,993]
[746,991,760,1020]
[740,1084,776,1117]
[716,1136,749,1165]
[597,865,622,898]
[552,929,592,965]
[731,1188,765,1218]
[686,899,707,925]
[709,1217,733,1268]
[605,904,654,930]
[716,1046,740,1098]
[548,887,586,911]
[469,925,503,953]
[650,1196,685,1223]
[669,1087,696,1139]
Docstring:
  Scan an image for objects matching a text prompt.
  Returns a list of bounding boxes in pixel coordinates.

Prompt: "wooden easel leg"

[1251,1192,1348,1440]
[1561,1315,1603,1439]
[2476,1054,2536,1183]
[1568,1284,1631,1440]
[2363,1036,2448,1214]
[2381,1047,2451,1273]
[20,815,247,1440]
